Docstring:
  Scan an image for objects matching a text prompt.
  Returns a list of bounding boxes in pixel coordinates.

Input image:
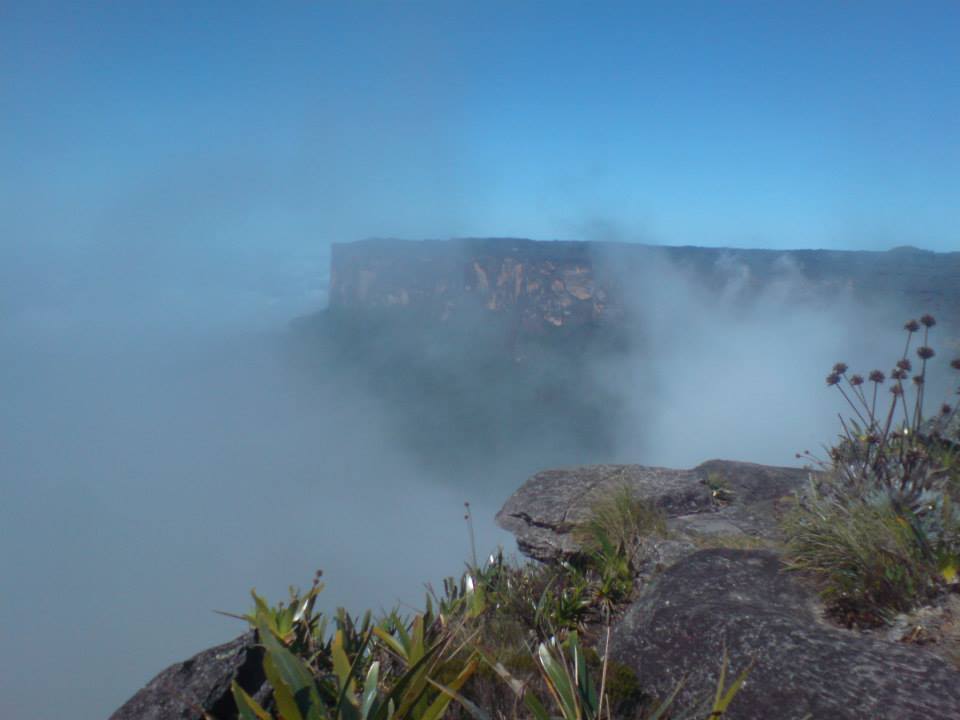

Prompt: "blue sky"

[2,1,958,284]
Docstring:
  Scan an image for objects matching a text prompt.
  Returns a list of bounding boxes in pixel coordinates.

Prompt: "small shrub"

[582,647,647,718]
[573,484,667,561]
[231,582,478,720]
[705,472,735,505]
[231,548,753,720]
[782,486,938,624]
[569,485,668,616]
[784,315,960,623]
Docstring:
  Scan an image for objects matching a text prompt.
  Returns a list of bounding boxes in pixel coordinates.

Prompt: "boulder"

[609,549,960,719]
[495,459,810,562]
[109,631,268,720]
[498,460,960,717]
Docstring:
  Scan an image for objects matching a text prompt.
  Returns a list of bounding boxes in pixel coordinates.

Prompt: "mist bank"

[5,237,958,719]
[1,304,511,718]
[295,238,960,473]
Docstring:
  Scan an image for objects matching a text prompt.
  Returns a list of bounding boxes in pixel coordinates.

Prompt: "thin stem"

[897,382,911,439]
[916,358,928,430]
[903,329,915,360]
[835,384,869,428]
[464,502,478,572]
[598,619,612,720]
[876,390,899,461]
[851,381,870,417]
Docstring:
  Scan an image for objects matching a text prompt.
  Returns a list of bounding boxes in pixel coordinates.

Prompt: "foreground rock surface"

[499,459,960,718]
[610,549,960,720]
[109,631,267,720]
[115,458,960,719]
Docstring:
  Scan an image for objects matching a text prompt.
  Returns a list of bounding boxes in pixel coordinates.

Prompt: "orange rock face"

[329,238,611,335]
[328,238,960,340]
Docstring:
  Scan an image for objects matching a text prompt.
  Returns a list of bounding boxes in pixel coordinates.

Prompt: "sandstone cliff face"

[328,238,960,335]
[329,238,611,334]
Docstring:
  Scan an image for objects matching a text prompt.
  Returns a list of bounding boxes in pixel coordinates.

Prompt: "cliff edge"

[328,238,960,337]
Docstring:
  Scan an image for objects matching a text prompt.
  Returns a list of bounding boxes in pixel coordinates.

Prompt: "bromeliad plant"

[432,500,752,719]
[228,544,753,720]
[785,315,960,622]
[226,478,750,720]
[432,551,595,644]
[477,632,751,720]
[218,571,336,673]
[570,485,668,619]
[573,485,667,568]
[231,582,479,720]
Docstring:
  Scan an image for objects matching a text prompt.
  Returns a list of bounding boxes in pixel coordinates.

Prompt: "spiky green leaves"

[229,583,480,720]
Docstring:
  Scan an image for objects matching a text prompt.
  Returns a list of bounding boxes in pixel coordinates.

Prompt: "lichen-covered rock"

[495,459,809,562]
[609,549,960,719]
[109,631,267,720]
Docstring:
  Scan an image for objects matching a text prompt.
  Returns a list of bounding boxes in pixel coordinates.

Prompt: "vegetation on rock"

[228,492,748,720]
[783,315,960,625]
[224,316,960,717]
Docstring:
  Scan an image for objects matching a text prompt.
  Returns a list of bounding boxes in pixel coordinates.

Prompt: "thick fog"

[593,248,944,468]
[5,233,954,719]
[0,243,517,717]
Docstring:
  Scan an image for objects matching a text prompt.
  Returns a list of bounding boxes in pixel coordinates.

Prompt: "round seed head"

[917,346,935,360]
[891,384,904,396]
[826,372,842,386]
[921,314,936,328]
[892,368,908,380]
[897,358,913,372]
[850,374,864,386]
[869,370,885,383]
[833,362,848,375]
[951,358,960,371]
[942,404,953,416]
[913,375,924,386]
[905,319,921,333]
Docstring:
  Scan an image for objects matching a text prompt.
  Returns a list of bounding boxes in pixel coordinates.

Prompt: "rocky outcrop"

[109,631,268,720]
[328,239,960,338]
[610,549,960,720]
[113,457,960,719]
[495,459,810,562]
[498,459,960,719]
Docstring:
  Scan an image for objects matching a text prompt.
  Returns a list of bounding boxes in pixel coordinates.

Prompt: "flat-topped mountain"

[290,238,960,480]
[329,238,960,335]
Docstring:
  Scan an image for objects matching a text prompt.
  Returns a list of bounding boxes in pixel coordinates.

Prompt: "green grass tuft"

[783,315,960,625]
